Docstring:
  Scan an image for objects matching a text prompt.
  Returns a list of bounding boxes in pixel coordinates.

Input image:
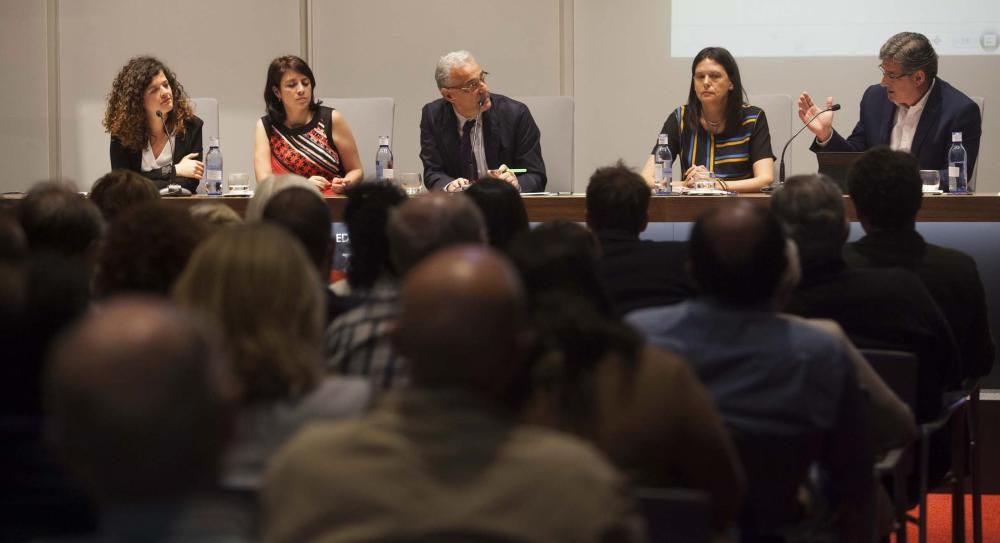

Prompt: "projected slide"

[672,0,1000,57]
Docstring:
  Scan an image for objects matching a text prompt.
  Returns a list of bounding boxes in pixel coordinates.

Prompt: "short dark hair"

[89,169,160,221]
[18,181,103,257]
[506,220,614,318]
[342,181,407,289]
[689,201,788,306]
[466,178,530,251]
[770,174,846,264]
[585,160,649,235]
[847,147,922,230]
[94,201,203,298]
[262,186,332,273]
[264,55,321,124]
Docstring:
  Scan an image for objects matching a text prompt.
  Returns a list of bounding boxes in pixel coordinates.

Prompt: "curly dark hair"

[103,56,195,152]
[93,201,204,299]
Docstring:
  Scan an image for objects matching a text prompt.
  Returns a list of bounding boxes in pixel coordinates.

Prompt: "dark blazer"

[420,94,546,192]
[596,231,695,316]
[811,79,981,178]
[844,230,996,382]
[109,116,204,193]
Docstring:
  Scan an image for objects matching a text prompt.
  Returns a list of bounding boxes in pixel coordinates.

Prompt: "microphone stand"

[761,103,841,192]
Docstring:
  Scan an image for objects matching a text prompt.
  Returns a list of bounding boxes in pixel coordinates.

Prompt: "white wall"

[0,0,51,189]
[310,0,563,177]
[573,0,1000,193]
[56,0,301,191]
[1,0,997,194]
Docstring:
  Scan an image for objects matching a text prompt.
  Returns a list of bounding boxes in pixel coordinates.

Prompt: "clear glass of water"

[397,173,424,196]
[693,171,717,191]
[227,172,250,194]
[919,170,940,193]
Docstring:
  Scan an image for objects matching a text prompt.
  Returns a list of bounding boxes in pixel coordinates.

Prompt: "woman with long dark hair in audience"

[507,221,745,534]
[103,56,204,193]
[640,46,774,193]
[466,177,530,251]
[254,55,363,195]
[174,223,370,490]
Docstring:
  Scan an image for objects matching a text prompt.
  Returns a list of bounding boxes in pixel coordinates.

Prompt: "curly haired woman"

[104,56,204,193]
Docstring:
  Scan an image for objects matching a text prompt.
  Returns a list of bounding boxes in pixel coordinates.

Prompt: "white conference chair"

[322,97,394,180]
[748,94,792,182]
[513,96,574,193]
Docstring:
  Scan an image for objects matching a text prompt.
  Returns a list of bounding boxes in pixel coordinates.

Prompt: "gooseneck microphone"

[155,110,175,178]
[778,103,841,185]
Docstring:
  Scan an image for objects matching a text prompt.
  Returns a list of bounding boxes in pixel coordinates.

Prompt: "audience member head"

[466,178,530,250]
[585,160,650,236]
[387,192,487,276]
[246,174,318,221]
[343,181,407,290]
[507,220,614,318]
[394,246,530,402]
[0,215,28,319]
[262,186,333,277]
[93,201,203,299]
[848,147,922,232]
[174,223,323,404]
[17,181,104,260]
[88,170,160,222]
[189,202,243,229]
[689,201,790,307]
[770,174,847,266]
[263,55,321,125]
[45,297,237,504]
[103,56,196,152]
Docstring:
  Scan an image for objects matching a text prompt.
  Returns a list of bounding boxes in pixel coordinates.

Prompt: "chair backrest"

[322,97,394,180]
[512,96,574,193]
[190,97,219,150]
[748,94,792,180]
[633,487,711,543]
[860,349,920,417]
[970,96,984,189]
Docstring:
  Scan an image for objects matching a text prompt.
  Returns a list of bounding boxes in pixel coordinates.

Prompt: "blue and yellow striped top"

[652,104,774,180]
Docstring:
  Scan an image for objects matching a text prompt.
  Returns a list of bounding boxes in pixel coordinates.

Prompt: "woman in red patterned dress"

[253,55,363,195]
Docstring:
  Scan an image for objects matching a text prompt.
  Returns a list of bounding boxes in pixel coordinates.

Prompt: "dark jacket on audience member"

[845,230,995,383]
[786,256,961,423]
[596,230,695,315]
[109,117,204,194]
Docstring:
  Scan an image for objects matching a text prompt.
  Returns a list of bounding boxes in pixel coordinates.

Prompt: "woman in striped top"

[641,47,774,193]
[254,55,363,195]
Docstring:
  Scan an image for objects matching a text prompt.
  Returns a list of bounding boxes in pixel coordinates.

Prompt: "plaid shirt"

[323,280,409,392]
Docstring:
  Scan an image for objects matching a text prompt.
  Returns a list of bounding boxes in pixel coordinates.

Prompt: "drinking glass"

[919,170,940,193]
[397,173,424,196]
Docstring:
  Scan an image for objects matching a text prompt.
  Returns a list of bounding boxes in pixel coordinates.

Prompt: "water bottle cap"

[657,134,668,145]
[952,132,962,142]
[379,135,390,146]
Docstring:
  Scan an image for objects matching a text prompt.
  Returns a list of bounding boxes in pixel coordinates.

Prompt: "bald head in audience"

[395,246,529,399]
[690,200,790,307]
[387,192,487,275]
[46,298,237,504]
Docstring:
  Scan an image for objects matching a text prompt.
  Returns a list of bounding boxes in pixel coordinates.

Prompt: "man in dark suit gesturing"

[798,32,981,179]
[420,50,546,193]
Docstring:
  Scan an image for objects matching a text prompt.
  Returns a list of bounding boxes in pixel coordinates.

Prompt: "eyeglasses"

[878,64,913,80]
[448,71,489,93]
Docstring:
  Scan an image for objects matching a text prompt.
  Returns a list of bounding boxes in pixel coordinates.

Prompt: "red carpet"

[892,493,1000,542]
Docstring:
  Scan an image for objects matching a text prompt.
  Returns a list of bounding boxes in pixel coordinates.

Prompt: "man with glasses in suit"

[797,32,981,178]
[420,50,547,193]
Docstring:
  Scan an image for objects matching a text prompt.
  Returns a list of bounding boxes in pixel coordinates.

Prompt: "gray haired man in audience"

[266,246,640,542]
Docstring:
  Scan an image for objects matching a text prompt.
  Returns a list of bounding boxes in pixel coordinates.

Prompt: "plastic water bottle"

[375,136,394,181]
[947,132,968,193]
[204,137,223,196]
[653,134,672,194]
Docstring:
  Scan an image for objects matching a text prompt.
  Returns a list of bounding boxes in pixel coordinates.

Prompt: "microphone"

[155,110,176,179]
[777,103,841,185]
